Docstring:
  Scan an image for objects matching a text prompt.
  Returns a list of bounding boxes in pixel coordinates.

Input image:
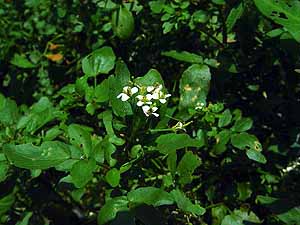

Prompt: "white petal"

[152,106,158,112]
[137,101,144,106]
[147,86,155,92]
[136,95,143,100]
[152,92,159,100]
[159,99,167,104]
[142,105,150,115]
[131,87,139,94]
[146,94,153,101]
[146,101,153,105]
[121,94,130,101]
[178,122,184,128]
[157,84,163,91]
[123,86,130,92]
[165,94,171,98]
[152,113,159,117]
[117,93,123,99]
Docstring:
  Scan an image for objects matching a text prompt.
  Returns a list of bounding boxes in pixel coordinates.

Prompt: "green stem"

[205,202,223,210]
[149,128,175,133]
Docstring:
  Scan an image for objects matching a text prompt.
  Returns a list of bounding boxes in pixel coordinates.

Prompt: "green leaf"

[149,0,165,13]
[105,168,120,188]
[3,141,71,170]
[17,97,63,133]
[71,188,85,202]
[255,195,278,205]
[30,170,42,178]
[82,46,116,76]
[179,64,211,111]
[246,149,267,164]
[212,204,228,225]
[218,109,232,127]
[0,192,15,216]
[0,161,9,182]
[221,214,242,225]
[134,69,164,87]
[192,10,209,24]
[112,6,135,40]
[101,136,117,166]
[16,212,33,225]
[10,54,36,68]
[127,187,174,207]
[231,132,261,151]
[212,0,225,5]
[232,117,253,132]
[44,126,63,141]
[254,0,300,42]
[70,159,96,188]
[55,159,79,172]
[221,209,261,225]
[95,79,110,103]
[156,133,202,154]
[98,196,129,225]
[68,124,92,158]
[161,50,203,64]
[276,206,300,224]
[171,189,205,216]
[163,21,174,34]
[129,144,143,159]
[86,103,96,116]
[237,182,252,201]
[99,110,125,146]
[233,209,261,223]
[231,133,266,163]
[177,151,201,185]
[167,151,177,176]
[213,129,231,155]
[109,62,133,117]
[0,95,19,125]
[226,3,244,33]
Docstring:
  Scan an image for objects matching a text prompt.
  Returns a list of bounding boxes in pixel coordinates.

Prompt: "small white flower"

[147,86,155,92]
[171,121,187,132]
[142,105,151,117]
[152,91,160,100]
[159,93,172,103]
[131,86,139,95]
[117,93,130,101]
[136,94,153,106]
[137,101,144,106]
[156,84,163,91]
[117,86,139,102]
[195,102,205,110]
[152,89,171,104]
[177,122,184,129]
[136,95,143,100]
[142,105,159,117]
[146,94,153,101]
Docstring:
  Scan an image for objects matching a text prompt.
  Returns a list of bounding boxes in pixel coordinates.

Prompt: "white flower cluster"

[117,84,171,117]
[195,102,205,110]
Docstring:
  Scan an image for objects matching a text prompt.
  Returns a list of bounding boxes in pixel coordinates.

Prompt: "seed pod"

[111,6,134,40]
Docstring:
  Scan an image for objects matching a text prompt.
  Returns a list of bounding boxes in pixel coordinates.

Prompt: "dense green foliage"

[0,0,300,225]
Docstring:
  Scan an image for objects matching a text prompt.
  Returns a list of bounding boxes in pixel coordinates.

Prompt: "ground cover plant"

[0,0,300,225]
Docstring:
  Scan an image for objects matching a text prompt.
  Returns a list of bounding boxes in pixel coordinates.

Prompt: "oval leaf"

[3,141,71,170]
[128,187,174,207]
[179,64,211,111]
